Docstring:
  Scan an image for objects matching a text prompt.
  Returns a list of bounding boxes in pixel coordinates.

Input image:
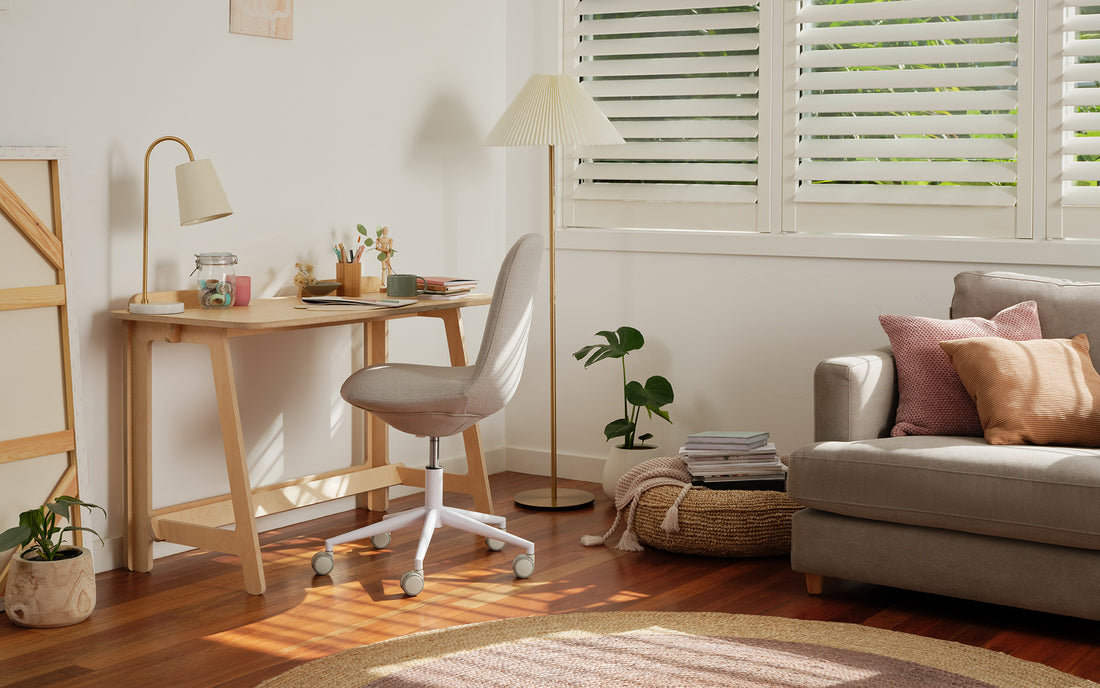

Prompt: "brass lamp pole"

[485,75,624,510]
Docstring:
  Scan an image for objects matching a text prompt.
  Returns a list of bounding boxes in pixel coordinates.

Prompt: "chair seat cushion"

[789,436,1100,551]
[341,363,480,437]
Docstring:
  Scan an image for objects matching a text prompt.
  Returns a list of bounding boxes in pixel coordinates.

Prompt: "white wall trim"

[555,226,1100,268]
[504,446,604,484]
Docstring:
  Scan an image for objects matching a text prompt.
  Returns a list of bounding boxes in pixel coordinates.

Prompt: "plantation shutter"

[794,0,1020,211]
[1061,2,1100,209]
[565,0,763,232]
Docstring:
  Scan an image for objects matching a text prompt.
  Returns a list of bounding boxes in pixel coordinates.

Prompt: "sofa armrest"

[814,347,897,442]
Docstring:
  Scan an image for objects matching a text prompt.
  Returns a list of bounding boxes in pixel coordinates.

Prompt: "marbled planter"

[5,546,95,628]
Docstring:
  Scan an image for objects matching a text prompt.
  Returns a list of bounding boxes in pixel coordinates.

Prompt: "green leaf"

[642,375,674,406]
[61,526,105,547]
[584,347,621,367]
[572,344,601,361]
[603,418,634,441]
[650,407,672,424]
[47,501,71,521]
[637,433,653,443]
[0,525,32,552]
[377,252,386,262]
[364,238,373,247]
[357,223,368,236]
[595,330,620,347]
[624,380,649,407]
[616,326,644,353]
[376,226,384,238]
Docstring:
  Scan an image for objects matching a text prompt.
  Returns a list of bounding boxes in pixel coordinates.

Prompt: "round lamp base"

[129,301,185,315]
[514,487,595,511]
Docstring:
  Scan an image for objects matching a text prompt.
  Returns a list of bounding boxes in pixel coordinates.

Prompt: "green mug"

[386,274,426,298]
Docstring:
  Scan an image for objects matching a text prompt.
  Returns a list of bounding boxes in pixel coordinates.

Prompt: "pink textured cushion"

[879,301,1041,437]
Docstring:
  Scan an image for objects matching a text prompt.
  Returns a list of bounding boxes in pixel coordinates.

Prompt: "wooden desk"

[111,292,492,595]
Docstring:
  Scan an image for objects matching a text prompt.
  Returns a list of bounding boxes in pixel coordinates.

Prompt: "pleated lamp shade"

[485,74,624,147]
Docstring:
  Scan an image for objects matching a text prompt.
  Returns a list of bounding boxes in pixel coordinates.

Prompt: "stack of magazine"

[678,431,786,491]
[423,276,478,297]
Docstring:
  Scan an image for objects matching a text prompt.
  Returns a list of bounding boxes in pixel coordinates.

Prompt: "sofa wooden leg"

[805,573,824,595]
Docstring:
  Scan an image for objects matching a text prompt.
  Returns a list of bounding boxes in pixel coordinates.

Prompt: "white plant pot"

[5,546,96,628]
[603,444,665,497]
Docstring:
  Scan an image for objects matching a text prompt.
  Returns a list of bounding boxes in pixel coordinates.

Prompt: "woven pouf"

[633,485,803,557]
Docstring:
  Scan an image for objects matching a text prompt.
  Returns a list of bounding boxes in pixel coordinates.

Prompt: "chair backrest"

[465,233,543,417]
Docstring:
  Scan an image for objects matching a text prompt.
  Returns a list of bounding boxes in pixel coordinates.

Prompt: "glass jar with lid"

[193,251,237,308]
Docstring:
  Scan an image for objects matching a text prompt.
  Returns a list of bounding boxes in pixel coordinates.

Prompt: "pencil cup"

[336,262,362,297]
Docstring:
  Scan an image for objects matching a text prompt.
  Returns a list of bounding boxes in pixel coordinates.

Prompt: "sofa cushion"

[941,334,1100,447]
[788,436,1100,551]
[952,271,1100,371]
[878,301,1041,437]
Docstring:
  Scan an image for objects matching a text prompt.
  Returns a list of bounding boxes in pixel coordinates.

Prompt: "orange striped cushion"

[940,334,1100,447]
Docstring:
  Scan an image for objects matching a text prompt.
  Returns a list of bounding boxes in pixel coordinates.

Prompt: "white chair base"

[312,439,535,595]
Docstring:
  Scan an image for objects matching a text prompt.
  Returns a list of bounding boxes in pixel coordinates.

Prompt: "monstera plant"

[573,326,674,449]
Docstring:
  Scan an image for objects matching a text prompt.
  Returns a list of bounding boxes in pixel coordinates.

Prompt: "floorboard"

[1,472,1097,687]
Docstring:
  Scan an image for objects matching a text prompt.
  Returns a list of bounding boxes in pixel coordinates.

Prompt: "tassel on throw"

[581,508,622,547]
[660,484,693,533]
[615,528,644,552]
[581,456,693,551]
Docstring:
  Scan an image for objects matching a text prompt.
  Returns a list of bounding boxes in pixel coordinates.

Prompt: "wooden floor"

[3,471,1099,687]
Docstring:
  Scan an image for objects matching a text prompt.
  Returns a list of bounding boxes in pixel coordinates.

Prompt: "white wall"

[1,0,509,572]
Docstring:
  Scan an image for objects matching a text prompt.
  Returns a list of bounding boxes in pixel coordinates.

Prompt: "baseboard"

[503,446,604,483]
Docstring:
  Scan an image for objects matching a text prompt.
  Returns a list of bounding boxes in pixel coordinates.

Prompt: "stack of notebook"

[423,276,478,297]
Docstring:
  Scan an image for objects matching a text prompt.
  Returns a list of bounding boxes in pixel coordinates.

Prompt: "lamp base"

[129,301,185,315]
[514,487,595,511]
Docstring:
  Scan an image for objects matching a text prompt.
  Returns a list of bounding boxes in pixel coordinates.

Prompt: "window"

[565,0,764,231]
[561,0,1100,246]
[1058,1,1100,239]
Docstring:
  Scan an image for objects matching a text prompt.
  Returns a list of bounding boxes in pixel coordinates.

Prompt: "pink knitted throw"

[581,456,692,551]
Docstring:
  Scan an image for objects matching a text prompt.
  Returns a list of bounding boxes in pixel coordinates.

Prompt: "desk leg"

[127,322,155,573]
[183,328,266,595]
[439,309,493,514]
[364,319,389,512]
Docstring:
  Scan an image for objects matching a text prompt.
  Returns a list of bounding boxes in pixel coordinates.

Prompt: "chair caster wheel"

[311,551,334,576]
[370,533,392,549]
[512,553,534,579]
[486,536,505,551]
[400,569,425,596]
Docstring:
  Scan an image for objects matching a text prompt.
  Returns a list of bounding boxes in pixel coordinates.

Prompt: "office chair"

[310,233,543,595]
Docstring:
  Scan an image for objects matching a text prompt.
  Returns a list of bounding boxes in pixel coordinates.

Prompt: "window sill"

[556,227,1100,269]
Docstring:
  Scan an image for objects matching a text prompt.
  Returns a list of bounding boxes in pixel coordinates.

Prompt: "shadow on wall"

[406,92,493,267]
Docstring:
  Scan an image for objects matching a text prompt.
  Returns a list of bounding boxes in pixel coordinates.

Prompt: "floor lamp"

[485,74,624,510]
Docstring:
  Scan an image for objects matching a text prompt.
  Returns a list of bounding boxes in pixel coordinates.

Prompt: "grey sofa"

[788,271,1100,620]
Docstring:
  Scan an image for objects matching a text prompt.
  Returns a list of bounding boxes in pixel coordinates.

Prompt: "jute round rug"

[258,611,1096,688]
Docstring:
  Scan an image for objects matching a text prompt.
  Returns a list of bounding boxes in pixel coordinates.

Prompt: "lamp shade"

[175,158,232,226]
[484,74,624,147]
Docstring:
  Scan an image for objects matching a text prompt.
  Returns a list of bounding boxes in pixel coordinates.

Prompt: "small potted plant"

[0,495,103,628]
[574,326,674,494]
